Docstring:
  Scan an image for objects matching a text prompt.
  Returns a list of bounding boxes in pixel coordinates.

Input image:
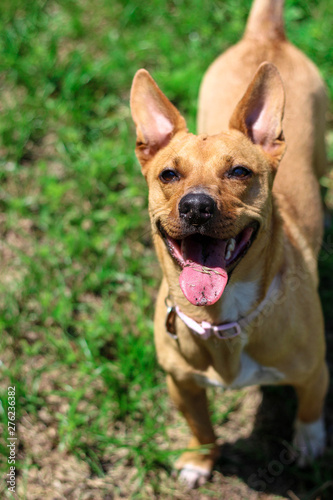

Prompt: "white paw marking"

[178,465,210,489]
[293,417,326,467]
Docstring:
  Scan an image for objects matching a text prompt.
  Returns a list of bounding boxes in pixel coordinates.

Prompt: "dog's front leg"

[166,374,220,488]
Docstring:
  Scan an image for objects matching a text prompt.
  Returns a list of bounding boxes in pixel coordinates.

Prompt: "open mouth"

[158,221,259,306]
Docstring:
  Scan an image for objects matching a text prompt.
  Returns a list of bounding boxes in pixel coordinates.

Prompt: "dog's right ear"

[130,69,187,168]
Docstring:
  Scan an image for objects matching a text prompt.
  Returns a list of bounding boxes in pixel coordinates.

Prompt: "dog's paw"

[293,417,326,467]
[178,464,211,489]
[174,444,218,488]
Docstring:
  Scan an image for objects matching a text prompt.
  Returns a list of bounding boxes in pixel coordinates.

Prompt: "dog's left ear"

[229,62,286,167]
[130,69,187,169]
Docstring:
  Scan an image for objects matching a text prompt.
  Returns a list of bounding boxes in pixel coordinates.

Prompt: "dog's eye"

[159,169,180,183]
[227,166,252,179]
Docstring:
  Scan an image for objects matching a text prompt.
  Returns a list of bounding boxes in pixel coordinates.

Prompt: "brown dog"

[130,0,329,488]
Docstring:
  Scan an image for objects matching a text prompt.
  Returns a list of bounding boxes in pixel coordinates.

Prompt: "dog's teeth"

[228,238,236,252]
[225,249,232,261]
[225,238,236,261]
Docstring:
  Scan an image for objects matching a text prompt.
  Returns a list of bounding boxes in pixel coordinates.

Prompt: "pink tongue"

[179,236,228,306]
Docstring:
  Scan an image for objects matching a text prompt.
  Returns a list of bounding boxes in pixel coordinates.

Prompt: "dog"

[130,0,329,488]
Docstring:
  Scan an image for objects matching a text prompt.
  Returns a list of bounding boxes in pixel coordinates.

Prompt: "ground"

[0,0,333,499]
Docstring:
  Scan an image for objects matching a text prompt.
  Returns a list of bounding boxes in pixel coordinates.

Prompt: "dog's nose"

[179,193,216,226]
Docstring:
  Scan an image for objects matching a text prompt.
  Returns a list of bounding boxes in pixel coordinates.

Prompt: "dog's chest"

[193,279,285,389]
[220,280,260,324]
[194,352,285,390]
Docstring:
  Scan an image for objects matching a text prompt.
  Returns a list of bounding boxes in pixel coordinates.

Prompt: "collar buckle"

[212,321,241,339]
[200,320,241,339]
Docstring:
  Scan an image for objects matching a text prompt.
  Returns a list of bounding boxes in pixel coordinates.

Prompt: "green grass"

[0,0,333,498]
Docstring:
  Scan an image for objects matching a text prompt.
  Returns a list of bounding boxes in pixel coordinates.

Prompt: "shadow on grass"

[213,222,333,500]
[216,383,333,499]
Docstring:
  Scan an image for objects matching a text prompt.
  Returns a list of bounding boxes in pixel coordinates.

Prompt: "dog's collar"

[165,275,281,341]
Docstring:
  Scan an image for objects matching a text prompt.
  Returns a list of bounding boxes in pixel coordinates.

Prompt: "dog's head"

[130,63,285,306]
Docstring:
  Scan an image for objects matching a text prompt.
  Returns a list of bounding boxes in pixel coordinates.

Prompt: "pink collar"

[175,306,241,340]
[165,275,280,341]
